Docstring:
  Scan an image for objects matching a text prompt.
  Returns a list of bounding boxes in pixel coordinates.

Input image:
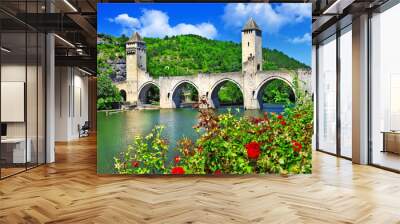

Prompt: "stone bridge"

[115,19,311,110]
[116,69,311,109]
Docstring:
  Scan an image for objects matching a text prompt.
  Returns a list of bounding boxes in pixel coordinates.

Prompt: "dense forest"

[97,33,307,109]
[97,33,309,79]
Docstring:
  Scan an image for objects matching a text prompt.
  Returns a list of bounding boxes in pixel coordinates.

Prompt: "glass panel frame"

[0,29,28,178]
[317,34,337,155]
[369,3,400,172]
[0,0,47,179]
[339,25,353,159]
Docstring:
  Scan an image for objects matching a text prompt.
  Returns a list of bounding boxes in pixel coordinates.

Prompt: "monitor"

[1,123,7,137]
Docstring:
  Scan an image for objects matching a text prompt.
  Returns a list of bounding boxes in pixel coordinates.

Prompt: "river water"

[97,105,285,174]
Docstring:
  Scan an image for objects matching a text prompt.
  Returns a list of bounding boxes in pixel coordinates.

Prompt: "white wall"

[55,66,89,141]
[55,66,69,140]
[1,64,26,140]
[1,62,47,164]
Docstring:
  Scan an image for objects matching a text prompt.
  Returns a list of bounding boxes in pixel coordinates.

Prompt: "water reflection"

[97,105,284,174]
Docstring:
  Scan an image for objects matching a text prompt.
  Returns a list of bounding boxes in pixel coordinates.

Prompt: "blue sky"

[98,3,311,66]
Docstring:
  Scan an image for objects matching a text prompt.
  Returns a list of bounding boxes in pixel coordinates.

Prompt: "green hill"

[97,34,310,79]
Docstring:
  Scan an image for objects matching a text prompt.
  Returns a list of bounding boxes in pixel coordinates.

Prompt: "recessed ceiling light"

[323,0,355,15]
[54,34,75,48]
[78,67,92,76]
[1,47,11,53]
[63,0,78,12]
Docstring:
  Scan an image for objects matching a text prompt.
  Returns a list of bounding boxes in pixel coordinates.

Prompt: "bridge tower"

[242,18,263,109]
[125,32,147,103]
[242,18,262,74]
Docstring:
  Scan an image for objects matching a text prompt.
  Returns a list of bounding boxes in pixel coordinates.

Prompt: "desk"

[382,131,400,154]
[1,138,31,163]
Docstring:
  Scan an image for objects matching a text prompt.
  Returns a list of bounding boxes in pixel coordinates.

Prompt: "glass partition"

[370,3,400,171]
[317,35,337,154]
[1,30,28,177]
[339,26,352,158]
[0,1,46,179]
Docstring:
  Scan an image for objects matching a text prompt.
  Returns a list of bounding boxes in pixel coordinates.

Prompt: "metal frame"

[315,44,319,151]
[0,18,2,179]
[336,25,341,157]
[367,10,373,166]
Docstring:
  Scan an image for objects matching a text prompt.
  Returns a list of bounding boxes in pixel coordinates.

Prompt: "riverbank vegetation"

[98,34,310,79]
[97,73,123,110]
[113,76,313,175]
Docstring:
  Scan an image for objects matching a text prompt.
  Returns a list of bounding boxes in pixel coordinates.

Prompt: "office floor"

[0,135,399,223]
[1,163,44,179]
[0,167,25,177]
[372,150,400,171]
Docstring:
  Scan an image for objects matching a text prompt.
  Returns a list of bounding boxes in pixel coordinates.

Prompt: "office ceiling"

[312,0,390,43]
[0,0,395,73]
[0,0,97,74]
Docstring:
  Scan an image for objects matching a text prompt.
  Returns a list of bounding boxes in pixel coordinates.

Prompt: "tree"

[218,82,243,105]
[262,79,295,105]
[97,73,122,110]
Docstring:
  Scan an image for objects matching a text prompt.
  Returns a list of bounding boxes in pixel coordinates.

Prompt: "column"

[46,32,55,163]
[352,14,369,164]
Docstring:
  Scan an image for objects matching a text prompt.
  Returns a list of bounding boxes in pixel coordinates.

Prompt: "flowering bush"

[114,125,170,174]
[114,75,313,175]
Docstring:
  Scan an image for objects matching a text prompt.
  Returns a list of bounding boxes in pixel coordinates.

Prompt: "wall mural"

[97,3,313,175]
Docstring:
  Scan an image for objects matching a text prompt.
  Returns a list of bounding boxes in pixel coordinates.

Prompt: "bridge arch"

[255,76,296,109]
[119,89,127,102]
[210,78,244,108]
[138,81,160,105]
[171,80,199,108]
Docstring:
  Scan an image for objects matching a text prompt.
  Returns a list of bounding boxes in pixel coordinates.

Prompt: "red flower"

[280,120,286,126]
[197,146,203,153]
[277,114,283,120]
[171,166,185,174]
[174,156,181,164]
[214,170,222,175]
[250,117,262,124]
[245,142,261,159]
[292,141,302,153]
[131,161,139,168]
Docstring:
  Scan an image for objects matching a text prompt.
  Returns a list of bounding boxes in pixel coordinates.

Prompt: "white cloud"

[109,10,217,39]
[222,3,311,33]
[109,13,140,30]
[275,4,311,23]
[289,33,311,44]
